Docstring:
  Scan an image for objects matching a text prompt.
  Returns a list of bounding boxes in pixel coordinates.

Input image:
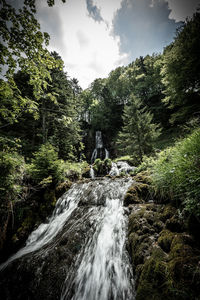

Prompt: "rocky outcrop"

[128,203,200,300]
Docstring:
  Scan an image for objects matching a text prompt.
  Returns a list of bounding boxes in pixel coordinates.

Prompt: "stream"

[0,177,135,300]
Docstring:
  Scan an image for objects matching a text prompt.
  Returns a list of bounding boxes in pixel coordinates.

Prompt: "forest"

[0,1,200,299]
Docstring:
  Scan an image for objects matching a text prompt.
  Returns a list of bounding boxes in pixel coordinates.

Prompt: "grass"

[151,129,200,217]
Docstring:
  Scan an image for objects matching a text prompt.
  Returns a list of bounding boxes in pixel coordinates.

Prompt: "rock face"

[127,203,200,300]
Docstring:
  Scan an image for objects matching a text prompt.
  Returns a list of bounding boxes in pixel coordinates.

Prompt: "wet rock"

[124,182,150,206]
[128,202,200,300]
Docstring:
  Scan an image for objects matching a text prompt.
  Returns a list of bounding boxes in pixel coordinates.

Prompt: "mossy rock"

[16,212,36,240]
[124,183,149,206]
[124,191,140,206]
[82,166,91,178]
[136,248,172,300]
[160,204,177,222]
[153,220,165,233]
[133,171,152,184]
[93,158,112,176]
[169,234,195,260]
[55,180,72,198]
[158,229,175,253]
[166,215,185,232]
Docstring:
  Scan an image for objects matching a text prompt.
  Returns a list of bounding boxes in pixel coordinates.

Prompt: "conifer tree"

[117,94,161,162]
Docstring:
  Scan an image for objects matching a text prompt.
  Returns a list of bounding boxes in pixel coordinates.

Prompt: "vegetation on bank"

[152,129,200,216]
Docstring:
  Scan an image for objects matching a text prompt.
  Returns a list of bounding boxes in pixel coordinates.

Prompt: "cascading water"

[91,131,109,164]
[0,183,83,271]
[0,177,135,300]
[61,178,135,300]
[109,161,135,176]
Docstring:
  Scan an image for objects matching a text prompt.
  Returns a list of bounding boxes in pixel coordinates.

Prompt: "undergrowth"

[151,129,200,217]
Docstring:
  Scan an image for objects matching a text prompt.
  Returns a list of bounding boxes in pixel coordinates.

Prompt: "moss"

[128,202,200,300]
[133,171,152,184]
[124,191,140,206]
[124,183,150,206]
[160,204,177,222]
[158,229,175,253]
[153,220,165,233]
[55,180,72,198]
[136,248,172,300]
[166,215,185,232]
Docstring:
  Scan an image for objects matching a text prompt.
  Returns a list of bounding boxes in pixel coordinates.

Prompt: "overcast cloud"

[7,0,200,89]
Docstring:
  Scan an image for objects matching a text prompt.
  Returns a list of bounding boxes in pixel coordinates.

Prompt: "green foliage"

[28,143,65,184]
[1,52,83,161]
[161,12,200,124]
[64,161,88,178]
[152,129,200,217]
[133,155,156,175]
[117,95,161,163]
[0,151,25,200]
[114,155,134,165]
[0,1,64,128]
[93,158,112,176]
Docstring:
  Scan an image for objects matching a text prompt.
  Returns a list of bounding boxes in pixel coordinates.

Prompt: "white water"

[90,165,95,179]
[0,183,84,271]
[105,148,109,159]
[109,161,135,176]
[0,176,135,300]
[91,131,109,163]
[61,178,135,300]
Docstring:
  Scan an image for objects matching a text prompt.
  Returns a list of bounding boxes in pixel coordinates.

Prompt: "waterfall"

[91,131,109,163]
[61,178,135,300]
[90,165,95,179]
[0,183,84,271]
[0,177,135,300]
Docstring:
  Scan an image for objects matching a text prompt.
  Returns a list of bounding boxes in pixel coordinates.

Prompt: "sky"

[7,0,200,89]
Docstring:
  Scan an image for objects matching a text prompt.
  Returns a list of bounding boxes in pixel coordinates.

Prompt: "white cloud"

[37,0,128,89]
[93,0,123,28]
[166,0,200,22]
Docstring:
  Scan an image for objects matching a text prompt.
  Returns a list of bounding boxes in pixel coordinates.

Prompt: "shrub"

[0,151,25,200]
[28,143,65,184]
[132,155,156,175]
[93,158,112,176]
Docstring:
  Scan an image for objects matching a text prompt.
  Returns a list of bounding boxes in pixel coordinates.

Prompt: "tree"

[0,0,64,127]
[161,11,200,124]
[117,95,161,163]
[1,51,83,161]
[119,54,168,127]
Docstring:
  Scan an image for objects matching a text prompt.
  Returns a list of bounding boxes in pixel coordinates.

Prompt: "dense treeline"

[81,10,200,161]
[1,5,199,165]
